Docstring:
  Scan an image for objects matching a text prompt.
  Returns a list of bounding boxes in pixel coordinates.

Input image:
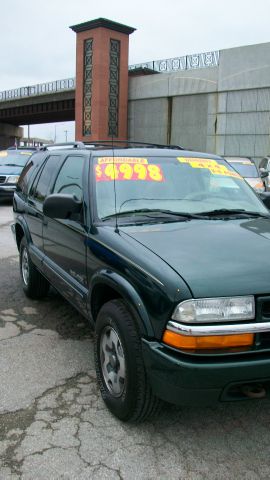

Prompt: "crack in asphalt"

[1,373,93,476]
[0,372,133,479]
[0,260,93,342]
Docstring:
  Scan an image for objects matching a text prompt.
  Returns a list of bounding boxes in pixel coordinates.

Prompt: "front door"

[43,154,88,316]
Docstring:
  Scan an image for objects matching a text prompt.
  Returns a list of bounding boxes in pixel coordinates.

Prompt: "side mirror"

[43,194,82,219]
[260,169,269,178]
[259,192,270,209]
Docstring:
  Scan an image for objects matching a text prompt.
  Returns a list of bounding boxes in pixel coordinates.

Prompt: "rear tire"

[94,299,162,422]
[19,237,50,299]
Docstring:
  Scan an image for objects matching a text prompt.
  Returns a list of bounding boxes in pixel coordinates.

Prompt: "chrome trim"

[91,237,164,287]
[167,320,270,336]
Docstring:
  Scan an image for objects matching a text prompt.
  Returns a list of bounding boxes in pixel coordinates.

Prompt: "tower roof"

[70,18,136,35]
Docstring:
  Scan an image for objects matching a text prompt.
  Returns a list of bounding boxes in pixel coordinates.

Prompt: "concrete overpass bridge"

[0,50,219,126]
[0,78,75,127]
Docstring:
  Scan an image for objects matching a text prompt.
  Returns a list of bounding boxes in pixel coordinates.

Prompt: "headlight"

[172,296,255,323]
[6,175,19,184]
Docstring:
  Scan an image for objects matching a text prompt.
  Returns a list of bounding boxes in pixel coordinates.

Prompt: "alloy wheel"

[100,325,126,397]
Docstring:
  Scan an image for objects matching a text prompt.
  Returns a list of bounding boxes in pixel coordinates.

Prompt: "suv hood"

[0,165,23,175]
[122,218,270,298]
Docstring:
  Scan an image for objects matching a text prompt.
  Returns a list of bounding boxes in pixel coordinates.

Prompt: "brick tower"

[70,18,135,142]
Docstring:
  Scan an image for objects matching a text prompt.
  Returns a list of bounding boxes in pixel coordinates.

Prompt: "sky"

[1,0,270,142]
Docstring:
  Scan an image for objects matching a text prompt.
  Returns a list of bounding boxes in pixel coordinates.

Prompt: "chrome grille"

[0,176,6,184]
[261,301,270,318]
[256,297,270,349]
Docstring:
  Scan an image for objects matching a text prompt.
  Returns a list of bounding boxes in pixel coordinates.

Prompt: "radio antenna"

[112,134,119,233]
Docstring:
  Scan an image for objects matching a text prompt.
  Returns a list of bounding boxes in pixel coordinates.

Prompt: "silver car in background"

[225,157,268,193]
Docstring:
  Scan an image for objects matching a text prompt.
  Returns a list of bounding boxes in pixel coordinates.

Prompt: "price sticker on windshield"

[98,157,148,165]
[177,157,242,179]
[95,163,164,182]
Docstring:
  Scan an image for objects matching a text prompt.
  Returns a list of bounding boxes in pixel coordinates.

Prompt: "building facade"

[128,42,270,164]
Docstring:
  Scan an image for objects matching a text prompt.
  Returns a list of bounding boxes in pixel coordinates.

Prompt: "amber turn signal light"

[162,329,254,350]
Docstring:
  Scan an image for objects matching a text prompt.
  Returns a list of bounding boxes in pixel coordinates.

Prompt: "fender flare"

[14,216,32,247]
[89,269,154,337]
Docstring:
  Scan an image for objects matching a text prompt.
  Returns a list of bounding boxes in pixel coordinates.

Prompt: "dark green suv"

[12,141,270,422]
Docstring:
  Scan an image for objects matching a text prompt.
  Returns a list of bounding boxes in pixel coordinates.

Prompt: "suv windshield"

[93,155,268,220]
[0,150,33,166]
[228,161,258,178]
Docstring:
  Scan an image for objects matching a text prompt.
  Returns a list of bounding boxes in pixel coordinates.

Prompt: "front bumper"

[142,339,270,406]
[0,184,16,198]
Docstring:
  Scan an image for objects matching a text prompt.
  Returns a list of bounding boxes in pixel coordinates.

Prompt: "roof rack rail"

[82,140,185,150]
[39,142,86,151]
[38,140,186,151]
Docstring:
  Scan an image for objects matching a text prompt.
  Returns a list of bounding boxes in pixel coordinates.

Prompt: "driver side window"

[53,155,84,201]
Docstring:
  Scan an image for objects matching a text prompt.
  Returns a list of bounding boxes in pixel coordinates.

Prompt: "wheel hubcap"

[100,326,126,397]
[21,247,29,286]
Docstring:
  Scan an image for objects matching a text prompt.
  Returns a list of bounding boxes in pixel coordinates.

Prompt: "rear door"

[26,154,63,269]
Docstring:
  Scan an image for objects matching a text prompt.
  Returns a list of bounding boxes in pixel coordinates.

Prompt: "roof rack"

[83,140,185,150]
[38,140,185,151]
[39,142,86,151]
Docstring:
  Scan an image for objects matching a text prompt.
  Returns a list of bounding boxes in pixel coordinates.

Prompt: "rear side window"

[31,155,62,203]
[52,155,84,201]
[17,152,46,194]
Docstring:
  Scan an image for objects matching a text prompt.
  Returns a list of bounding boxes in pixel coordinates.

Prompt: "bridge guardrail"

[0,50,219,103]
[129,50,219,73]
[0,78,76,103]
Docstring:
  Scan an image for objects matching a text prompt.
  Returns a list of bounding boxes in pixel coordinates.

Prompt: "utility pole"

[64,130,68,142]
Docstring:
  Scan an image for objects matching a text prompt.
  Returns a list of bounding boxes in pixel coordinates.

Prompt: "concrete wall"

[128,98,169,144]
[170,94,208,151]
[128,42,270,163]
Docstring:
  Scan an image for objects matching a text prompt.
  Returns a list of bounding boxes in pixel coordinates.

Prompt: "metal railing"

[0,49,219,103]
[129,50,219,73]
[0,77,75,102]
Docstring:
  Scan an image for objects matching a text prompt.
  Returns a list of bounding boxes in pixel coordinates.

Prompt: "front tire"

[19,237,50,299]
[94,299,162,422]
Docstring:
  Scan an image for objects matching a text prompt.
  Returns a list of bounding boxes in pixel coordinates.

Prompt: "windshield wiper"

[102,208,203,221]
[1,163,23,167]
[197,208,270,218]
[102,208,270,222]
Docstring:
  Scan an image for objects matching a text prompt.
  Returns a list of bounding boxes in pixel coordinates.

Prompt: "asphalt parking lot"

[1,202,270,480]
